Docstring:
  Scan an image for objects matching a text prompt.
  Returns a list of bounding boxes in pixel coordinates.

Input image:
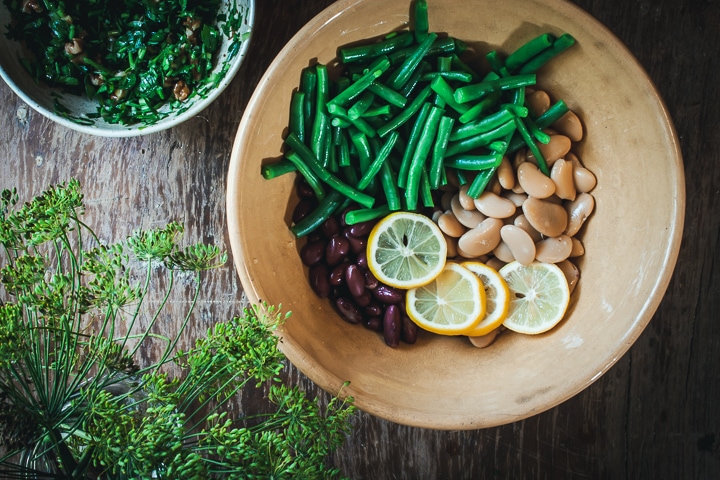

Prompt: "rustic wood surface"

[1,0,717,478]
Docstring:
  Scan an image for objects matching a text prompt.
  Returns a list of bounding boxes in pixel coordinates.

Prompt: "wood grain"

[0,0,717,478]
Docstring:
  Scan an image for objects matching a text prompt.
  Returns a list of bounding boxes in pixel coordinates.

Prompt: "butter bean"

[489,177,502,195]
[526,90,551,117]
[473,191,516,218]
[514,214,543,242]
[550,158,576,201]
[535,235,573,263]
[486,256,506,272]
[517,161,556,199]
[457,217,503,257]
[432,209,442,222]
[574,165,597,193]
[468,328,500,348]
[522,196,568,237]
[497,155,515,190]
[503,191,528,208]
[458,184,476,210]
[565,193,595,236]
[552,110,583,142]
[528,134,571,166]
[492,240,516,263]
[570,237,585,257]
[451,194,485,228]
[500,225,536,265]
[438,211,466,237]
[556,260,580,294]
[444,233,459,258]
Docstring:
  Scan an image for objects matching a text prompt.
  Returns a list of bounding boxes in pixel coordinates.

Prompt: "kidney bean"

[329,262,349,286]
[344,231,367,254]
[345,264,366,297]
[326,234,350,266]
[320,216,341,238]
[383,305,401,347]
[300,239,326,266]
[308,263,331,298]
[292,198,317,224]
[355,250,368,269]
[335,297,363,324]
[365,302,384,317]
[349,220,375,237]
[363,316,383,331]
[353,289,372,307]
[400,314,418,344]
[372,285,403,304]
[295,179,316,198]
[364,269,379,289]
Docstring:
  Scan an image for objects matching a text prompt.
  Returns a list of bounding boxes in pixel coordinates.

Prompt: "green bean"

[290,91,306,143]
[348,91,376,120]
[311,64,331,164]
[338,31,414,64]
[345,204,392,225]
[444,153,503,171]
[367,82,407,108]
[450,53,480,81]
[291,190,344,237]
[526,116,551,144]
[458,91,501,124]
[328,55,391,108]
[328,103,377,138]
[513,116,550,176]
[361,105,392,118]
[466,166,497,198]
[377,84,433,137]
[338,133,351,168]
[380,160,402,211]
[444,119,516,157]
[397,102,432,188]
[357,131,400,190]
[405,104,443,210]
[350,131,373,175]
[420,71,473,83]
[454,74,537,104]
[518,33,576,74]
[388,36,460,65]
[387,32,438,90]
[450,108,515,141]
[300,67,317,130]
[429,75,469,114]
[429,116,454,189]
[398,60,432,98]
[535,99,569,128]
[420,169,434,208]
[261,160,296,180]
[505,33,555,72]
[486,50,510,77]
[284,150,326,200]
[414,0,429,43]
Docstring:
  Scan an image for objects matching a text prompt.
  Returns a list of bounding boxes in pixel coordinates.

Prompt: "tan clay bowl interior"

[227,0,684,429]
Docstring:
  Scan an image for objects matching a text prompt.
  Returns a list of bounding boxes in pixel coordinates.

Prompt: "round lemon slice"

[461,261,511,336]
[367,211,447,289]
[499,261,570,334]
[405,262,486,335]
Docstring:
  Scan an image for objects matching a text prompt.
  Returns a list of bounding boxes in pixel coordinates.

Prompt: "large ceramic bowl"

[227,0,684,429]
[0,0,254,137]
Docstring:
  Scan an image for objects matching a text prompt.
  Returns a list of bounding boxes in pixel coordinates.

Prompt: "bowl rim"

[226,0,685,429]
[0,0,256,138]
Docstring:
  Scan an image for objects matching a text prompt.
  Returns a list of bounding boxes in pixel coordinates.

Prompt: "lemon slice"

[461,261,511,336]
[499,261,570,334]
[367,211,447,289]
[405,262,486,335]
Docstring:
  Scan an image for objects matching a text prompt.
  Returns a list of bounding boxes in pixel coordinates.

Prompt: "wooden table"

[1,0,717,478]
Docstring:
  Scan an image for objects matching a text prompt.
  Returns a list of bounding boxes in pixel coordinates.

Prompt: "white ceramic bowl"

[0,0,254,137]
[227,0,684,429]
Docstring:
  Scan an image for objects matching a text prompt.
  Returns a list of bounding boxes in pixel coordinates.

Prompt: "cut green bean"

[388,36,460,65]
[420,71,473,83]
[357,131,399,190]
[518,33,576,74]
[284,150,326,200]
[311,64,331,165]
[345,204,392,225]
[398,61,431,98]
[535,99,570,129]
[360,105,392,117]
[458,91,501,124]
[466,166,497,198]
[291,190,344,237]
[505,33,555,72]
[348,91,375,120]
[526,116,551,144]
[450,108,516,141]
[300,67,317,131]
[420,169,434,208]
[377,84,433,137]
[328,103,377,138]
[414,0,429,43]
[513,116,550,176]
[290,91,306,143]
[379,160,401,211]
[454,74,537,104]
[444,119,517,157]
[397,102,432,188]
[450,53,480,81]
[367,82,407,108]
[405,104,443,210]
[338,133,351,168]
[387,32,438,91]
[327,55,391,108]
[338,31,414,63]
[444,153,503,171]
[429,115,454,189]
[350,130,373,175]
[429,75,469,114]
[261,159,296,180]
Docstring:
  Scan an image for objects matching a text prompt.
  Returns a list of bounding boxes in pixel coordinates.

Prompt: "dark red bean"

[362,316,383,332]
[344,232,367,254]
[339,207,354,227]
[325,234,350,266]
[329,262,349,286]
[345,264,366,297]
[307,231,324,243]
[355,250,368,269]
[352,289,372,307]
[349,220,376,237]
[364,269,379,289]
[372,284,403,304]
[383,305,401,347]
[309,263,331,298]
[320,216,341,238]
[292,198,317,224]
[300,239,326,266]
[296,179,316,198]
[400,314,418,344]
[335,297,363,324]
[364,302,383,317]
